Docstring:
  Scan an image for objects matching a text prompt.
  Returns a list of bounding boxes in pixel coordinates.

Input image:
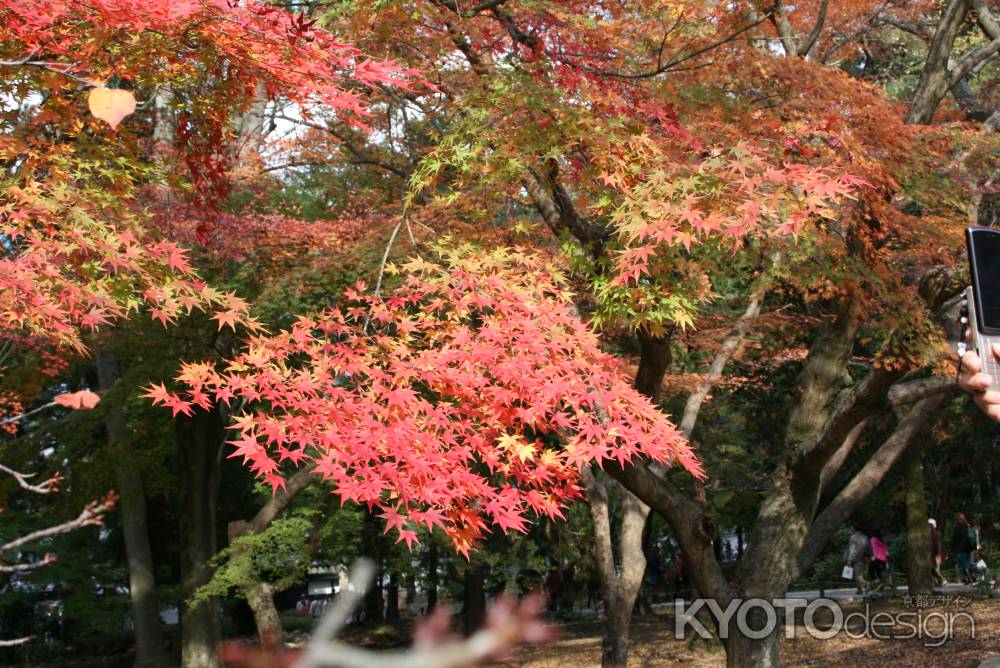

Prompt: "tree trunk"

[462,564,486,635]
[904,446,935,595]
[244,580,283,650]
[724,630,780,668]
[227,520,286,649]
[225,467,318,649]
[386,572,400,621]
[426,543,438,613]
[95,351,168,668]
[602,597,631,667]
[905,0,971,125]
[362,511,384,624]
[584,467,649,667]
[177,407,225,668]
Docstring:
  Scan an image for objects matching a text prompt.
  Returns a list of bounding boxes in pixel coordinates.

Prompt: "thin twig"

[0,401,57,429]
[0,496,116,554]
[0,463,58,495]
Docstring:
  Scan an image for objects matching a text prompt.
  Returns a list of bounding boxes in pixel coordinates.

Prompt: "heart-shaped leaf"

[88,87,136,130]
[53,390,101,410]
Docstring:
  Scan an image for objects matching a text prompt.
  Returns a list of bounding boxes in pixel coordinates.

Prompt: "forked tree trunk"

[96,351,169,668]
[584,467,649,668]
[177,407,225,668]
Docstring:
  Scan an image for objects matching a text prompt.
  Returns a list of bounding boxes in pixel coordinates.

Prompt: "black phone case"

[967,227,1000,336]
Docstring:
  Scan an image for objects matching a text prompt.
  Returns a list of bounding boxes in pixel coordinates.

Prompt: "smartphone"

[966,227,1000,388]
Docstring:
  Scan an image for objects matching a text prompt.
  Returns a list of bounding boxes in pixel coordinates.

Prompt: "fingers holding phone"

[962,227,1000,421]
[960,346,1000,422]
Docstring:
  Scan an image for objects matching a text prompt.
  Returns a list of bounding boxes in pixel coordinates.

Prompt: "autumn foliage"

[151,247,700,554]
[0,0,417,355]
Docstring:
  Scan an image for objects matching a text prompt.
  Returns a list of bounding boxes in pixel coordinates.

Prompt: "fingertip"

[987,404,1000,424]
[963,351,983,374]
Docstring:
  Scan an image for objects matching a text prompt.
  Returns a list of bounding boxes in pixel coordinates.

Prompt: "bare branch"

[799,0,830,57]
[0,636,34,648]
[0,463,59,495]
[0,495,117,555]
[678,282,769,438]
[0,57,94,87]
[582,13,773,80]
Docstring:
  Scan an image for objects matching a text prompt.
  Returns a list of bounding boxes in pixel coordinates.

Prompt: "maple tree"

[237,1,998,666]
[2,0,1000,666]
[156,246,702,555]
[0,1,421,665]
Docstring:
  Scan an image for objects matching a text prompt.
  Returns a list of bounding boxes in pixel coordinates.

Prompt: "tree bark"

[95,351,169,668]
[904,446,935,595]
[906,0,971,124]
[582,331,673,666]
[582,467,649,668]
[243,577,283,651]
[386,572,400,621]
[362,510,385,624]
[177,407,225,668]
[724,631,780,668]
[610,311,953,667]
[462,564,486,635]
[426,543,439,613]
[227,467,319,649]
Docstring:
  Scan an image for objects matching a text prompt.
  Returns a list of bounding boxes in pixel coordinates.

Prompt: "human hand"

[959,343,1000,422]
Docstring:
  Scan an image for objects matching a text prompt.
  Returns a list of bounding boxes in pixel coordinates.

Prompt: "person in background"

[972,516,988,583]
[869,531,889,582]
[671,551,689,601]
[844,526,871,593]
[951,512,975,584]
[928,519,945,585]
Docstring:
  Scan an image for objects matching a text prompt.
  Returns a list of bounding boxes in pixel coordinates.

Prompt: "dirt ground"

[493,598,1000,668]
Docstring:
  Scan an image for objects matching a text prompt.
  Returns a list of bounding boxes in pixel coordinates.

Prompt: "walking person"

[951,513,975,584]
[844,526,871,593]
[868,531,889,585]
[972,517,988,583]
[928,519,945,585]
